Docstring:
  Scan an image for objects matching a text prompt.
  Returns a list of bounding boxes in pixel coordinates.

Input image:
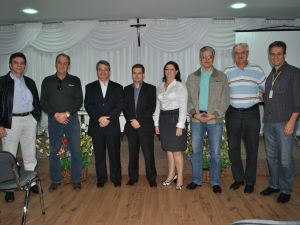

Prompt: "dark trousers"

[225,105,261,185]
[127,130,157,182]
[92,132,121,184]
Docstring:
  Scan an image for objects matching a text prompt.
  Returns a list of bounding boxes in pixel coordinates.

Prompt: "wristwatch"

[192,113,196,118]
[66,111,70,118]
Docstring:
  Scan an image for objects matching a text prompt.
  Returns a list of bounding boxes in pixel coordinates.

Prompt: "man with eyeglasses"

[0,52,41,202]
[186,46,229,194]
[41,53,83,192]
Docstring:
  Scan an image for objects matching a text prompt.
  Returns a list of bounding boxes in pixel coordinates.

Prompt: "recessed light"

[230,3,247,9]
[22,8,38,14]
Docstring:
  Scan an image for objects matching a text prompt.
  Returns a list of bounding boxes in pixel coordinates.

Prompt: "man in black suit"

[84,60,123,188]
[123,64,157,187]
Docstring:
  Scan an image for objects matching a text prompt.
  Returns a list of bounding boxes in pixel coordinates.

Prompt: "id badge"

[269,90,273,98]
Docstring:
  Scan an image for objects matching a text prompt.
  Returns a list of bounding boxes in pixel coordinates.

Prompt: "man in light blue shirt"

[224,43,266,194]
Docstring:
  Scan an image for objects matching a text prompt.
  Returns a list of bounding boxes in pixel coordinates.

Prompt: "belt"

[229,104,258,112]
[12,112,31,117]
[199,110,207,114]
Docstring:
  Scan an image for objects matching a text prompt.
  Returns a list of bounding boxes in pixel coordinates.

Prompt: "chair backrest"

[0,151,19,184]
[231,219,300,225]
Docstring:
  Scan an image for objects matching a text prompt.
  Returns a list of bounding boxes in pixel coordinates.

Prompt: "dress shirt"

[133,82,142,109]
[99,81,108,98]
[154,79,187,129]
[10,73,33,114]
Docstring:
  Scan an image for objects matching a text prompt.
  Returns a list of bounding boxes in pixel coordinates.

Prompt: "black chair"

[231,219,300,225]
[0,151,45,225]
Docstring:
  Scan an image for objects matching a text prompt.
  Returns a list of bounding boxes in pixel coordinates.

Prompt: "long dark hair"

[162,61,182,82]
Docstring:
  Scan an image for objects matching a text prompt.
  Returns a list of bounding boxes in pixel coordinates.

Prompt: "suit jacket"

[123,82,156,136]
[0,72,41,128]
[84,80,123,137]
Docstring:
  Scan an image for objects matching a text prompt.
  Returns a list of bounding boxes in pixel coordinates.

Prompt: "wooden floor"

[1,137,300,225]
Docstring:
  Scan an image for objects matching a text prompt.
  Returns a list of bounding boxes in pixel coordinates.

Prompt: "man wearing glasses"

[41,53,83,192]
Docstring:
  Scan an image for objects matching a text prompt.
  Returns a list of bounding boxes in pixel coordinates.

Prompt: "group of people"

[0,41,299,205]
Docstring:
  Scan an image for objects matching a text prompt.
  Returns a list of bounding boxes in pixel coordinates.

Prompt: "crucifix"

[130,18,146,47]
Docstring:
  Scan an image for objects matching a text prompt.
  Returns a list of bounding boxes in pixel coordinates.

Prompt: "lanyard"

[271,71,281,88]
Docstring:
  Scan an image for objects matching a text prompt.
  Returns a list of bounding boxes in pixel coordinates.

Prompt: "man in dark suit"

[123,64,157,187]
[84,60,123,188]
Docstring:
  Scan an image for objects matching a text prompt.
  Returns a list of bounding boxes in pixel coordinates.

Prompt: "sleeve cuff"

[176,122,185,129]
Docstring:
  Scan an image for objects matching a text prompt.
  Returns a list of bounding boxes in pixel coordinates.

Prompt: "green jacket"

[186,67,229,123]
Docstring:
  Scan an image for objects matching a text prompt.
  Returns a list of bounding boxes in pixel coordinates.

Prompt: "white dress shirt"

[99,80,108,98]
[154,79,187,129]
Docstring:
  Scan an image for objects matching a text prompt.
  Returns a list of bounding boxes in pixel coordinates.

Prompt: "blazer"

[123,82,156,136]
[84,80,123,137]
[0,72,41,128]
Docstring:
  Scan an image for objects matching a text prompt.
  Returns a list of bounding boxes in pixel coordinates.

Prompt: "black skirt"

[159,109,187,152]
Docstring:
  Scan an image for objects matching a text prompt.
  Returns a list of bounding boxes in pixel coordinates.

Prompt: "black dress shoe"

[5,192,14,203]
[73,182,81,191]
[277,192,291,203]
[30,185,39,194]
[126,180,137,186]
[48,183,61,192]
[244,185,254,194]
[230,181,244,190]
[212,185,222,193]
[114,182,121,187]
[186,182,201,190]
[149,180,157,187]
[260,186,280,196]
[97,182,105,188]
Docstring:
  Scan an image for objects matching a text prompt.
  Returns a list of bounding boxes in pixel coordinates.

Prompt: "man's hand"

[54,112,69,125]
[0,127,7,138]
[284,120,296,136]
[98,116,110,127]
[130,119,141,129]
[193,113,216,123]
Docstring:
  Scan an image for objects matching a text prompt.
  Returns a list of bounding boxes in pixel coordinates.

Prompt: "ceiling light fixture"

[22,8,38,14]
[230,3,247,9]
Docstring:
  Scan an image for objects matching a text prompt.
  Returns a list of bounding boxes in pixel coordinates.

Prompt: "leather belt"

[229,104,258,112]
[12,112,31,117]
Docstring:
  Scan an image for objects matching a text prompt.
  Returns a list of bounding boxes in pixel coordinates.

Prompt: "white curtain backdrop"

[1,18,299,128]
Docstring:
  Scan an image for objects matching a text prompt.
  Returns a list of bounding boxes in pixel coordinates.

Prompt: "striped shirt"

[224,63,266,109]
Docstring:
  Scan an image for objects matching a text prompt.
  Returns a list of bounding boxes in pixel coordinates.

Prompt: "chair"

[0,151,45,225]
[231,219,300,225]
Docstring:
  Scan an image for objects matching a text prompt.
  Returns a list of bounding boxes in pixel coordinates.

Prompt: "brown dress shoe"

[48,183,61,192]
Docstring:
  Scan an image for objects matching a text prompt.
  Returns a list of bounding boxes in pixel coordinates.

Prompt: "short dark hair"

[268,41,287,54]
[163,61,182,82]
[9,52,27,65]
[132,64,145,73]
[96,60,110,71]
[56,53,70,65]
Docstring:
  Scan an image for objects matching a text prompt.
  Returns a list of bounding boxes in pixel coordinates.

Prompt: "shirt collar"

[99,80,109,87]
[10,72,24,81]
[132,81,143,89]
[271,61,287,74]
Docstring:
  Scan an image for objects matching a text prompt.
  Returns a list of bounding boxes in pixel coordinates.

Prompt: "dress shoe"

[149,180,157,187]
[162,175,177,186]
[73,182,81,191]
[244,185,254,194]
[5,192,14,203]
[260,186,280,196]
[212,185,222,194]
[126,180,137,186]
[114,182,121,187]
[230,181,244,190]
[97,182,105,188]
[186,182,201,190]
[277,192,291,203]
[30,185,39,194]
[48,183,61,192]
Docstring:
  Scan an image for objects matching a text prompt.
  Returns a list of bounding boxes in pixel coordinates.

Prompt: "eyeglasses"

[57,80,62,91]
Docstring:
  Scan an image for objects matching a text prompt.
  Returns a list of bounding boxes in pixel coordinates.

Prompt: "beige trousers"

[1,114,37,171]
